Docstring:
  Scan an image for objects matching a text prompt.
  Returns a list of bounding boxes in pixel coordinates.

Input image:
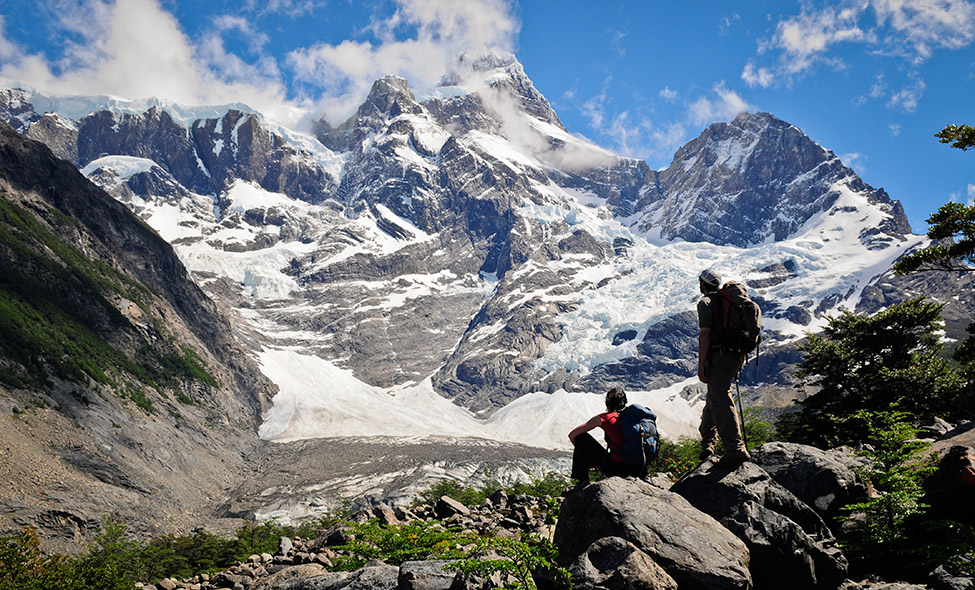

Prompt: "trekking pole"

[734,374,748,450]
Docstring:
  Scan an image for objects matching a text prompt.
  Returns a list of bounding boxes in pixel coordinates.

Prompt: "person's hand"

[698,365,708,383]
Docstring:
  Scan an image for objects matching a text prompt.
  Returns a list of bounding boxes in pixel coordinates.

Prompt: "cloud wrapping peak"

[0,0,520,128]
[689,83,752,127]
[290,0,519,123]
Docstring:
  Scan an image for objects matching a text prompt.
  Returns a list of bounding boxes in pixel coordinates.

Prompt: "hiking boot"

[699,448,715,461]
[720,449,751,463]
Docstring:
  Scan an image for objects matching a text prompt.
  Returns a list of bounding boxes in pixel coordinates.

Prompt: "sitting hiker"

[568,387,646,483]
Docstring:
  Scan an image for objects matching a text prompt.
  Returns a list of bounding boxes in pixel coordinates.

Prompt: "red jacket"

[600,411,625,462]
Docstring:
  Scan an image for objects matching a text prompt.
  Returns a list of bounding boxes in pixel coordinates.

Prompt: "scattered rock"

[928,563,975,590]
[554,477,751,590]
[398,560,458,590]
[434,496,470,519]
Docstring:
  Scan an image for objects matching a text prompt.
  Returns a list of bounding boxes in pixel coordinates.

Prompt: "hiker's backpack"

[611,404,660,468]
[713,281,762,355]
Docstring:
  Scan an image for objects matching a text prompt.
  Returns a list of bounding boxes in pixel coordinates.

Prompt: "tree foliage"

[935,124,975,151]
[780,297,963,447]
[893,125,975,383]
[894,201,975,274]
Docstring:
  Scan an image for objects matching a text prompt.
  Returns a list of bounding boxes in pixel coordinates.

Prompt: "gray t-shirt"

[697,293,718,330]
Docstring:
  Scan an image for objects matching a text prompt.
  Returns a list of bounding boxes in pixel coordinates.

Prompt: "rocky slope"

[0,120,276,550]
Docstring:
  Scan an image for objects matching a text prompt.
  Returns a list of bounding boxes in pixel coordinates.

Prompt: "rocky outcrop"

[751,442,868,522]
[671,458,848,590]
[554,477,752,590]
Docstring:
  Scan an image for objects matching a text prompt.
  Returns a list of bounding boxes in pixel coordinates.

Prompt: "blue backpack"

[610,404,660,468]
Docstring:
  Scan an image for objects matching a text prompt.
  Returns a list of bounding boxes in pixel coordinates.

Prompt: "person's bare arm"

[698,326,711,383]
[568,415,602,443]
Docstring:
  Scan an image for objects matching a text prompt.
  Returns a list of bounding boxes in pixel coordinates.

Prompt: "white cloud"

[873,0,975,59]
[751,0,975,85]
[887,74,926,112]
[771,3,869,76]
[889,123,901,135]
[741,61,774,88]
[213,15,270,52]
[0,0,520,128]
[968,183,975,199]
[241,0,324,17]
[287,0,519,122]
[720,13,741,36]
[688,82,752,127]
[659,86,678,101]
[609,30,627,57]
[0,0,299,124]
[842,151,868,174]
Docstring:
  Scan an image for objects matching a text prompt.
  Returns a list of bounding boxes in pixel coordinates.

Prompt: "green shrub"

[653,436,701,477]
[330,520,470,570]
[418,480,494,507]
[783,297,964,448]
[507,473,570,498]
[446,534,572,590]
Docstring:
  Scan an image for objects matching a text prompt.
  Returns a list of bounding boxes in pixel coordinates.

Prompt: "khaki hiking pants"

[699,348,746,454]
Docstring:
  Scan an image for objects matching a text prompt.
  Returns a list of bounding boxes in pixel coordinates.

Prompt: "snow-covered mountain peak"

[633,111,912,248]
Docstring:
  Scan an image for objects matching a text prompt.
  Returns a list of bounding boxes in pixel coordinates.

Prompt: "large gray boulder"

[750,442,867,519]
[569,536,679,590]
[399,560,457,590]
[265,564,399,589]
[928,563,975,590]
[671,458,848,590]
[554,477,751,590]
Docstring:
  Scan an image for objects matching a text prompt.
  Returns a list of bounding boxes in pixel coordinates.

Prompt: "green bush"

[446,534,572,590]
[330,519,470,570]
[0,524,142,590]
[653,436,701,477]
[507,472,570,498]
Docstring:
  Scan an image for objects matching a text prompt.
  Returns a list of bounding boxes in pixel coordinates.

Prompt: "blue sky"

[0,0,972,230]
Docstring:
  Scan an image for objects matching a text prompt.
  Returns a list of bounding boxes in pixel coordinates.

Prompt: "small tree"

[782,297,963,447]
[840,411,936,575]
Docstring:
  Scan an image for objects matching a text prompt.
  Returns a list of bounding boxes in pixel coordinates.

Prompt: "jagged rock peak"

[645,110,911,247]
[362,75,420,117]
[438,51,564,130]
[0,87,40,133]
[315,75,423,151]
[441,50,520,84]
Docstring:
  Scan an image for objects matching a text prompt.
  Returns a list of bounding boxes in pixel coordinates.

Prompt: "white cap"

[699,269,721,288]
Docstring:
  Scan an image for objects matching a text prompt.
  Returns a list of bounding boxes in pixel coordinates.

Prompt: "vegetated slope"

[0,120,275,552]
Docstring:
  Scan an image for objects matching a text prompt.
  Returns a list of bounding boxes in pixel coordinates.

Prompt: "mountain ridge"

[0,60,943,430]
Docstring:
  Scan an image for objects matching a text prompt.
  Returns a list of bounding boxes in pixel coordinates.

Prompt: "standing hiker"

[696,269,751,463]
[568,387,647,483]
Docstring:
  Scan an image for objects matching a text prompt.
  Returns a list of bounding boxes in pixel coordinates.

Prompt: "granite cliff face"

[645,112,912,248]
[0,54,950,423]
